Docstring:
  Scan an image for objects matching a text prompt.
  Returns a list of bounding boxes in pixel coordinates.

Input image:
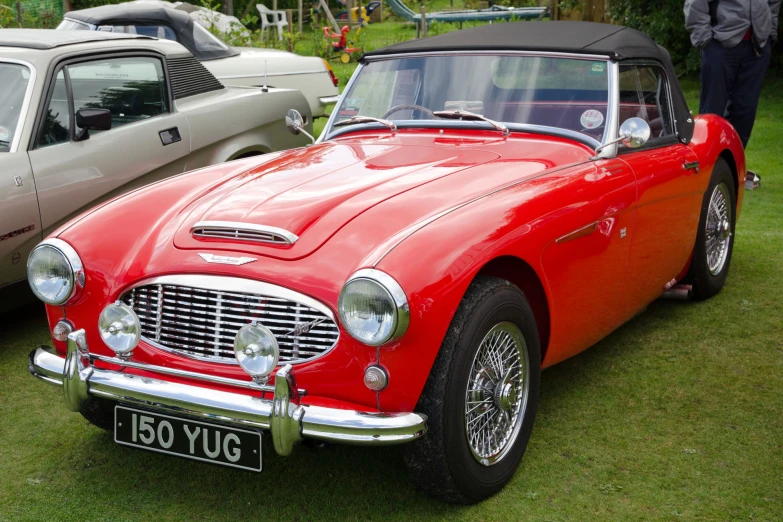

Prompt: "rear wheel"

[688,158,736,300]
[404,276,541,504]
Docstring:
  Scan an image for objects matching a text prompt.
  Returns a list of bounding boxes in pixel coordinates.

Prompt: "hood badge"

[198,253,258,266]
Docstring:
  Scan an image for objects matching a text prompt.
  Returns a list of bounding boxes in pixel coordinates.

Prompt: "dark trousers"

[700,39,771,148]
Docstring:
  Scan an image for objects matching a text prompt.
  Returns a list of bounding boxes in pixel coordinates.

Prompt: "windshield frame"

[320,51,619,154]
[0,59,37,154]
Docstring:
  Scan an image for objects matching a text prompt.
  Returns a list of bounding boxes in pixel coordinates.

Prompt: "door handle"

[159,127,182,146]
[683,161,700,173]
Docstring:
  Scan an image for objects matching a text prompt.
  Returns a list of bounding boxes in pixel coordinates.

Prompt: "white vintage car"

[0,29,312,305]
[58,2,341,117]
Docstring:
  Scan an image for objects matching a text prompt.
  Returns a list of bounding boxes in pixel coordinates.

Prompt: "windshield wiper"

[333,116,397,132]
[433,110,509,135]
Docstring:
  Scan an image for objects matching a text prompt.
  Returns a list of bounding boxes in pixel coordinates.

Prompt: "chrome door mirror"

[592,117,651,158]
[618,117,651,148]
[285,109,315,144]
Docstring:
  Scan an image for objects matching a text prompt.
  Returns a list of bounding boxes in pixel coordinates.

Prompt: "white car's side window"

[37,70,70,148]
[67,56,169,134]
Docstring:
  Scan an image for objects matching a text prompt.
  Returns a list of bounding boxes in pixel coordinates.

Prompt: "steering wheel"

[382,104,436,120]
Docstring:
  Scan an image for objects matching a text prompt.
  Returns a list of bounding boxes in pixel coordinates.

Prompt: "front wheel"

[687,157,737,300]
[404,276,541,504]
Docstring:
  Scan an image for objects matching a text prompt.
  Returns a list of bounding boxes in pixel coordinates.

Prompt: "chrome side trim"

[555,222,599,244]
[28,336,428,453]
[0,58,37,154]
[191,221,299,245]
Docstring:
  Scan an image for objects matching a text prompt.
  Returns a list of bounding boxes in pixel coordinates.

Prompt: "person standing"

[684,0,780,148]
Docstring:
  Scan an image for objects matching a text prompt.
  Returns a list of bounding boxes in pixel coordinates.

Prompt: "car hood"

[172,140,501,259]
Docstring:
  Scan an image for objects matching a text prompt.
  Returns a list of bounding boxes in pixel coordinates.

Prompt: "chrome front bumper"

[28,330,427,457]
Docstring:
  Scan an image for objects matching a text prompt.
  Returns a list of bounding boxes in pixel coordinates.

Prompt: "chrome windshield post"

[594,60,620,160]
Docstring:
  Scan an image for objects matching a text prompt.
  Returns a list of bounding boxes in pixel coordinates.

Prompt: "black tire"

[687,158,737,300]
[404,276,541,504]
[80,398,116,431]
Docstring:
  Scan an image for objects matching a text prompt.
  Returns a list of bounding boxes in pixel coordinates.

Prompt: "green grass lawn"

[1,77,781,520]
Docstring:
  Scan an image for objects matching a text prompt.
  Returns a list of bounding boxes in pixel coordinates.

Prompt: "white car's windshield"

[330,54,610,141]
[0,63,31,152]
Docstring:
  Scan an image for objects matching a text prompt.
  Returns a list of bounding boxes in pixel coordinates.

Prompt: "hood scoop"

[191,221,299,246]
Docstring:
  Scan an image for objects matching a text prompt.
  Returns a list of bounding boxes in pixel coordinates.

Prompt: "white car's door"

[27,54,192,234]
[0,61,41,288]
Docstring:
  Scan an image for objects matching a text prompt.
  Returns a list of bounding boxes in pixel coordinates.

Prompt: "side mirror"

[618,117,651,149]
[75,108,112,142]
[285,109,315,144]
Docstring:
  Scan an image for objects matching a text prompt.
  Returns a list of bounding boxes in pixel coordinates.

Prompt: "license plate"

[114,406,262,471]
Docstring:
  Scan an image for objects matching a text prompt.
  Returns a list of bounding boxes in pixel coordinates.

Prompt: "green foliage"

[607,0,699,75]
[0,2,15,28]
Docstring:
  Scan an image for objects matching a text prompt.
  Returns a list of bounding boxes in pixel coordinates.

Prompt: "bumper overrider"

[28,329,427,457]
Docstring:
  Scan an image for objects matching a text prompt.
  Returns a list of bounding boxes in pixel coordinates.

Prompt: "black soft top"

[64,4,239,60]
[364,21,694,144]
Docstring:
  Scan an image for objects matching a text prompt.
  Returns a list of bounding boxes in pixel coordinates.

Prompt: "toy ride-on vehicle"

[324,24,363,63]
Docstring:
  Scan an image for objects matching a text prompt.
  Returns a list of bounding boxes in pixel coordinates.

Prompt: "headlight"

[99,302,141,356]
[27,239,85,305]
[338,269,409,346]
[234,323,279,380]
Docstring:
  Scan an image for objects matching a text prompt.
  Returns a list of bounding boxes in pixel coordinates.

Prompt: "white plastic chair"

[256,4,288,40]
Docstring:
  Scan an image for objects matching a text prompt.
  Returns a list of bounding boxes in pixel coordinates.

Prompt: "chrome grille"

[122,282,339,364]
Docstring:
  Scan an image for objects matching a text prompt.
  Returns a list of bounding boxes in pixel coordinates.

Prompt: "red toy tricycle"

[323,25,363,63]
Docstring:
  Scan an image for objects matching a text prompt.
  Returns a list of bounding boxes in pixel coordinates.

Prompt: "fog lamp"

[234,323,279,381]
[364,365,388,391]
[98,302,141,356]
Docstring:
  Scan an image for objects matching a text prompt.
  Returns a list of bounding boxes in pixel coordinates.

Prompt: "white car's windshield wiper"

[433,110,509,135]
[333,116,397,132]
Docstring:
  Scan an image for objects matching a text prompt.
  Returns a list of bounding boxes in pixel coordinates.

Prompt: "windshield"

[330,54,610,141]
[0,63,31,152]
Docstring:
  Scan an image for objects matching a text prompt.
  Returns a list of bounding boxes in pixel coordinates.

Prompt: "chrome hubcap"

[464,322,529,466]
[706,183,732,275]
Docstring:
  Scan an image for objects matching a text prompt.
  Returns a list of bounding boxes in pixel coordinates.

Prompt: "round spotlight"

[98,302,141,356]
[363,365,388,391]
[234,324,279,380]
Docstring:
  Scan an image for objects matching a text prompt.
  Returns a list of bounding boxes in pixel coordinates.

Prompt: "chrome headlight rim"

[27,238,85,306]
[338,268,409,347]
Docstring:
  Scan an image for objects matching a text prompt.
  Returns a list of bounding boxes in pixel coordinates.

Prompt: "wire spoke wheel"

[705,182,732,275]
[464,321,529,466]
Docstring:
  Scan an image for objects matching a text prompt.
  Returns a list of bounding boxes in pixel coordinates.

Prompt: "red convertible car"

[28,22,753,503]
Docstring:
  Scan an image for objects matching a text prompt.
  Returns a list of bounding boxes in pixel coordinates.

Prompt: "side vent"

[191,221,299,245]
[166,55,224,100]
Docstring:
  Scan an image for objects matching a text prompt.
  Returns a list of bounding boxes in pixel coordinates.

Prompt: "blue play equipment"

[384,0,547,24]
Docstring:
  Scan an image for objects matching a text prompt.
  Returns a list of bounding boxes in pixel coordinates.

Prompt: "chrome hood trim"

[191,221,299,245]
